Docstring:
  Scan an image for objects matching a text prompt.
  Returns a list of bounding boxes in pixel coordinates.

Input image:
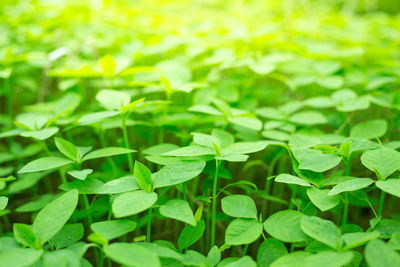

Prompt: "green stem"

[342,160,350,225]
[5,77,12,116]
[344,159,350,176]
[183,183,187,202]
[378,191,385,217]
[59,169,67,184]
[107,198,113,221]
[99,130,117,176]
[366,197,378,218]
[40,141,67,184]
[261,150,283,218]
[99,250,104,267]
[242,244,249,256]
[342,193,349,225]
[121,115,133,172]
[147,208,153,243]
[82,194,93,225]
[211,159,220,248]
[288,186,297,210]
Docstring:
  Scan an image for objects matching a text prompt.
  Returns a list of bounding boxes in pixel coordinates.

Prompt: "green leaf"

[300,216,341,249]
[350,119,387,139]
[13,223,41,249]
[376,179,400,198]
[189,104,223,116]
[192,132,221,148]
[218,153,249,162]
[16,194,55,213]
[67,169,93,180]
[222,141,268,155]
[20,127,59,141]
[0,196,8,210]
[275,173,312,187]
[365,239,400,267]
[328,178,374,195]
[143,143,180,155]
[373,219,400,239]
[342,232,380,250]
[134,161,153,193]
[96,89,130,110]
[153,160,206,188]
[49,223,84,250]
[292,148,342,173]
[262,130,290,141]
[388,233,400,250]
[181,250,207,266]
[316,76,344,89]
[257,238,288,267]
[178,220,205,250]
[160,199,196,226]
[224,256,257,267]
[306,187,340,212]
[112,190,157,218]
[91,220,137,240]
[163,145,215,157]
[304,96,335,108]
[264,210,307,243]
[78,110,120,125]
[212,129,234,148]
[270,251,311,267]
[96,176,139,194]
[136,242,184,261]
[228,116,262,131]
[225,218,263,245]
[0,248,43,267]
[361,147,400,179]
[33,189,78,244]
[305,251,353,267]
[99,55,117,77]
[207,245,221,267]
[55,137,79,161]
[82,147,135,161]
[289,111,327,125]
[221,195,257,219]
[255,107,285,120]
[18,157,73,173]
[104,242,160,267]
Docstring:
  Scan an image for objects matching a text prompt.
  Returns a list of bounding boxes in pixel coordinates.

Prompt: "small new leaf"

[134,161,153,193]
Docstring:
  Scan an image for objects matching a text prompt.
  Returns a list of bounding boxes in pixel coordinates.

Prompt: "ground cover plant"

[1,0,400,266]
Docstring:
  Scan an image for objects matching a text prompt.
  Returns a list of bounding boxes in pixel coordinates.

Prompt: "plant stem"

[121,115,133,172]
[366,197,378,218]
[344,159,350,176]
[99,130,117,175]
[5,77,12,116]
[147,208,153,243]
[342,193,349,225]
[288,186,297,210]
[378,191,385,217]
[183,183,187,202]
[261,150,283,218]
[242,244,249,256]
[40,140,67,184]
[82,194,93,225]
[342,160,350,224]
[211,159,220,248]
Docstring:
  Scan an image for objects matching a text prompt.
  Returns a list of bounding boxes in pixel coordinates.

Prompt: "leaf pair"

[264,211,380,251]
[164,129,268,162]
[18,137,135,174]
[221,195,263,245]
[13,189,78,250]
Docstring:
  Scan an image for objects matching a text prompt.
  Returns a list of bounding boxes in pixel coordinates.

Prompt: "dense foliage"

[1,0,400,266]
